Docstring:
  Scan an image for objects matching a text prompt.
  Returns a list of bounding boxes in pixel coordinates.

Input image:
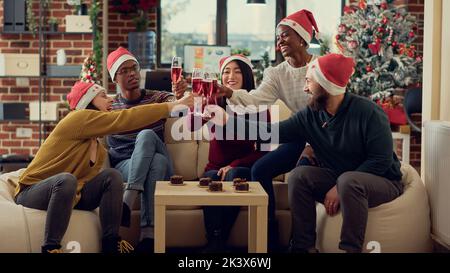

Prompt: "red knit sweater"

[188,103,269,172]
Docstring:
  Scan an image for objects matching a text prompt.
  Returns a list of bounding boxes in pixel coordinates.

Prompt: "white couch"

[0,169,101,253]
[0,162,433,253]
[0,101,433,253]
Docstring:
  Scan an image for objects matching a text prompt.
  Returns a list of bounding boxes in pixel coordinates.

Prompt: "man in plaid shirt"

[106,47,187,253]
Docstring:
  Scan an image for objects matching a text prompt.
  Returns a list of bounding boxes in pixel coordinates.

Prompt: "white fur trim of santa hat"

[277,9,319,47]
[278,19,312,46]
[219,55,253,75]
[75,84,105,110]
[108,54,138,81]
[307,54,355,96]
[107,47,139,81]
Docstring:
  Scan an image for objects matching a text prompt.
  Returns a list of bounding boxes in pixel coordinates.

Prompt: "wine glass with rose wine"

[191,68,204,115]
[202,68,219,118]
[171,56,182,84]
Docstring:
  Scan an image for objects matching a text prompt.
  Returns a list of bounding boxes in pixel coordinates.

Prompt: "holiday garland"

[89,0,102,78]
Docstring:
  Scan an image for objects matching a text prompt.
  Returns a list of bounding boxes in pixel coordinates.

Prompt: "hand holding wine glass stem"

[167,93,194,112]
[217,84,233,98]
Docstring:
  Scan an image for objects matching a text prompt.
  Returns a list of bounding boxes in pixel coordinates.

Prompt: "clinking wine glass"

[202,67,215,118]
[171,57,182,84]
[191,68,204,115]
[203,70,218,118]
[210,71,219,105]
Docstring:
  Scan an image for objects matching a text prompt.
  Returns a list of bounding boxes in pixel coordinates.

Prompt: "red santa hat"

[277,9,319,46]
[107,47,138,81]
[307,53,355,96]
[67,81,106,110]
[219,54,253,75]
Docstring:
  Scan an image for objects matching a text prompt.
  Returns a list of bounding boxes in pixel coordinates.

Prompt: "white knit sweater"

[227,58,317,113]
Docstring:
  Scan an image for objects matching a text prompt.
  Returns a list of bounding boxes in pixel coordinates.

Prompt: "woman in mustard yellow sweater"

[15,81,193,253]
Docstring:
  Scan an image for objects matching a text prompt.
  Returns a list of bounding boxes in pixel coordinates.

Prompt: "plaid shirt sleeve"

[159,92,176,102]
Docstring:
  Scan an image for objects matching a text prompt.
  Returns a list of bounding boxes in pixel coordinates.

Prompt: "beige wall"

[422,0,450,175]
[423,0,450,122]
[440,0,450,120]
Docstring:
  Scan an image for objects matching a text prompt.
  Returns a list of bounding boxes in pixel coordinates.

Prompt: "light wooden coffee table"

[154,181,268,253]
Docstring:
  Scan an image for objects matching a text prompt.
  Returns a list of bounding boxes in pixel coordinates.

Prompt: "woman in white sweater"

[217,9,320,252]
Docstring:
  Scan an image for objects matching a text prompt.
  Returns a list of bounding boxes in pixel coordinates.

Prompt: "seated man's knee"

[152,153,169,171]
[287,166,317,189]
[136,129,158,143]
[336,172,362,195]
[152,153,171,180]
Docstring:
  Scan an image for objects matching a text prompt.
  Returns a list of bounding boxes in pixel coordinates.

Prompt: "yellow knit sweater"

[16,102,169,205]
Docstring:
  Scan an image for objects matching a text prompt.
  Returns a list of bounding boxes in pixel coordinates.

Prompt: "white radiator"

[424,121,450,247]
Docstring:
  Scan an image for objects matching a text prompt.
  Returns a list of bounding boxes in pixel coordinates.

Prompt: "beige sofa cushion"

[0,202,30,253]
[0,169,24,202]
[166,143,198,180]
[273,182,289,210]
[165,117,201,180]
[0,178,14,203]
[164,117,196,144]
[23,207,101,253]
[0,169,102,253]
[197,141,209,178]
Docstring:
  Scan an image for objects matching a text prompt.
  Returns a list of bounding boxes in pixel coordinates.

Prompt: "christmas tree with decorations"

[336,0,422,99]
[79,54,100,84]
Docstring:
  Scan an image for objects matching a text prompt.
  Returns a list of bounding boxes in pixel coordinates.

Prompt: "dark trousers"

[202,167,251,241]
[251,141,305,220]
[287,166,403,252]
[16,168,124,248]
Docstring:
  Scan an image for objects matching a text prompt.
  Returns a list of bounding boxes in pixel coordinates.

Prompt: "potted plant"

[231,48,251,57]
[48,17,59,32]
[112,0,158,69]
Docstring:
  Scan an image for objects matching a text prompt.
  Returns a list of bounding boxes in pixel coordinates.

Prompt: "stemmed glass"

[209,71,219,106]
[202,68,219,118]
[202,67,213,105]
[171,57,182,84]
[191,68,204,115]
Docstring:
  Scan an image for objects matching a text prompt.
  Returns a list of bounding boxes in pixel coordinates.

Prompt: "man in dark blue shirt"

[207,53,403,253]
[286,54,403,253]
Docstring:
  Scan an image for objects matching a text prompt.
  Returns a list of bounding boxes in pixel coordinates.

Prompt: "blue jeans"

[202,167,251,240]
[115,129,173,227]
[251,141,305,221]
